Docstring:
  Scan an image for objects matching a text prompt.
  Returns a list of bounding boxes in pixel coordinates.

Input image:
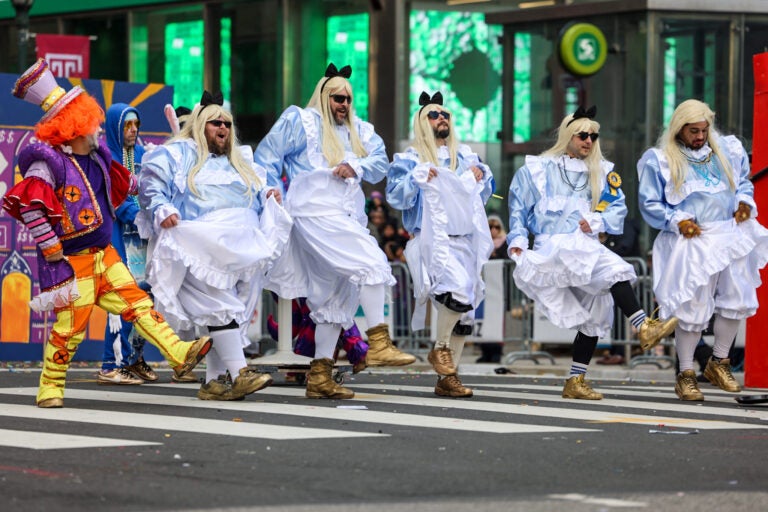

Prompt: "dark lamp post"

[11,0,35,73]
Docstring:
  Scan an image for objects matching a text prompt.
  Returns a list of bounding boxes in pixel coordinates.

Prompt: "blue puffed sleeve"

[386,150,425,233]
[347,119,389,185]
[254,106,305,191]
[506,166,536,250]
[139,143,184,226]
[637,149,680,232]
[722,135,756,213]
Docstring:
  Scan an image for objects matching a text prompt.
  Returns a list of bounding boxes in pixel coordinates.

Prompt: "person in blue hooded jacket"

[98,103,155,385]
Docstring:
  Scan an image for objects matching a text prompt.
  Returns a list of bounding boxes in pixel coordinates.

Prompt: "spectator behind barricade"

[488,214,509,260]
[367,205,389,245]
[366,190,386,214]
[476,214,508,363]
[380,218,408,259]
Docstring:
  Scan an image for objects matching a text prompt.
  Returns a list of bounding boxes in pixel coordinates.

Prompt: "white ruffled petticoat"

[146,198,291,335]
[405,165,493,331]
[264,170,395,328]
[512,230,636,338]
[653,218,768,330]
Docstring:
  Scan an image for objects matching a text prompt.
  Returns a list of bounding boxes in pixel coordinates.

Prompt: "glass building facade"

[1,0,767,246]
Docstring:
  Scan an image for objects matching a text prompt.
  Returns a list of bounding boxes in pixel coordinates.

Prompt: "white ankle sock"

[629,310,646,329]
[569,362,588,377]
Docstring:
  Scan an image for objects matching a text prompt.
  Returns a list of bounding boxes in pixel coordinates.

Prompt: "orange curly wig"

[34,93,104,147]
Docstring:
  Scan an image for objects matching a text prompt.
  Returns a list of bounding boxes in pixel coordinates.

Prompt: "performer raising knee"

[387,91,495,398]
[507,106,677,400]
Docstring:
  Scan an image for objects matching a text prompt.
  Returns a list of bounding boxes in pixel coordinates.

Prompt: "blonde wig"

[412,104,458,171]
[174,102,261,200]
[542,114,604,211]
[306,75,368,166]
[657,99,735,192]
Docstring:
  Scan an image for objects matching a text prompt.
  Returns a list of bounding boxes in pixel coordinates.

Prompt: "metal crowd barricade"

[502,256,676,368]
[388,261,431,357]
[253,256,675,369]
[500,260,555,365]
[389,259,537,361]
[623,256,675,369]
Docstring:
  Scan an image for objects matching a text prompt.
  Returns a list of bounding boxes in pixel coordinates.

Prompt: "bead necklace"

[122,147,135,173]
[558,156,588,191]
[681,149,721,187]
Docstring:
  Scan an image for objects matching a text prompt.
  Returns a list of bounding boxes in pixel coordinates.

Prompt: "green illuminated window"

[130,24,148,84]
[221,18,232,102]
[165,20,204,109]
[164,18,232,109]
[327,14,369,120]
[663,37,677,125]
[513,33,531,143]
[409,10,502,143]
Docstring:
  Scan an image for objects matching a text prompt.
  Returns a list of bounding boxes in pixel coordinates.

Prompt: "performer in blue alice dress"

[637,99,768,401]
[508,106,677,400]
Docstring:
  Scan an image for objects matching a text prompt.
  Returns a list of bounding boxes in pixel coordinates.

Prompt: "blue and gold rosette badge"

[595,171,622,212]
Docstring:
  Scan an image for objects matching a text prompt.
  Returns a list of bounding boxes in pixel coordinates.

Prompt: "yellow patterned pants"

[38,245,192,403]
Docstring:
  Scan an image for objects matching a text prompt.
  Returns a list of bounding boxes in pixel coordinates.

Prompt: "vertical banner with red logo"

[35,34,91,78]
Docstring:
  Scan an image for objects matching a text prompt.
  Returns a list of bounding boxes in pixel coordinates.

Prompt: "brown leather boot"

[306,358,355,399]
[365,323,416,367]
[435,375,473,398]
[428,347,457,376]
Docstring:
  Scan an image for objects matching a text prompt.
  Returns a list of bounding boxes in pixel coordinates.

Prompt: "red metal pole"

[745,52,768,389]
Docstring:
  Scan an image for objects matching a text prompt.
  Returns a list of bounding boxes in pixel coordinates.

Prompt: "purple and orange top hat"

[11,58,84,123]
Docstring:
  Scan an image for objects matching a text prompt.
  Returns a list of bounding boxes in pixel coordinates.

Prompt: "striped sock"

[629,311,646,329]
[569,362,588,377]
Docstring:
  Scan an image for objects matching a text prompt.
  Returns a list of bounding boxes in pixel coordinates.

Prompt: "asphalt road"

[1,367,767,512]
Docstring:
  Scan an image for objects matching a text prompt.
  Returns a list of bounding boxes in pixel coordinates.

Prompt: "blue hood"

[105,102,145,166]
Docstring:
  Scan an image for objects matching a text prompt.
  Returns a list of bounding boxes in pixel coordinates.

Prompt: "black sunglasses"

[208,120,232,128]
[576,131,599,142]
[331,94,352,104]
[427,110,451,120]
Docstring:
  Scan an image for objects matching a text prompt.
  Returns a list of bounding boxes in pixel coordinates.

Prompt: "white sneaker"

[98,368,143,385]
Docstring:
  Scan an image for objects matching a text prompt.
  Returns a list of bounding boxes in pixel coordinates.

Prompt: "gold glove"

[734,201,751,223]
[678,219,701,238]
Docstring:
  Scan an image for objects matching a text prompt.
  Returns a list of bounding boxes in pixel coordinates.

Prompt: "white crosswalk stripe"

[255,384,768,430]
[0,377,765,451]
